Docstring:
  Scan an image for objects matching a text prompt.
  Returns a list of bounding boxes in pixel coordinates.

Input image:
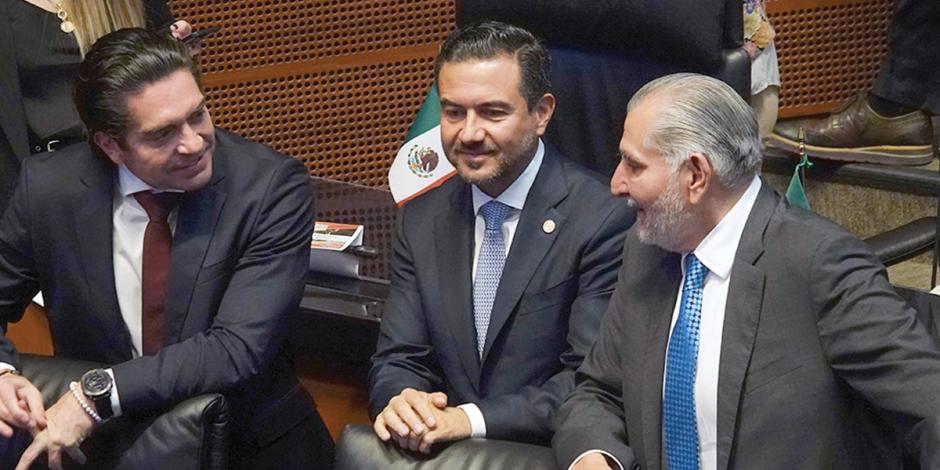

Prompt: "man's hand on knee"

[373,388,447,446]
[0,372,46,437]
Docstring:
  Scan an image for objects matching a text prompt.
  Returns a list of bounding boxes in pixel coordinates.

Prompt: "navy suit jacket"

[369,146,634,443]
[554,182,940,469]
[0,130,318,448]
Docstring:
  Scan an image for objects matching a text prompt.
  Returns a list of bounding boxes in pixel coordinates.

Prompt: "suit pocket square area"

[743,354,803,395]
[195,253,235,285]
[517,275,577,316]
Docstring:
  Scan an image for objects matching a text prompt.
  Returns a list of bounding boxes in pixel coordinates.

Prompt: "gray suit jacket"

[369,146,634,444]
[0,130,322,449]
[554,182,940,469]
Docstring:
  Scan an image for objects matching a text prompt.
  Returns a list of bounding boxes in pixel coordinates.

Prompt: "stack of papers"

[310,222,364,279]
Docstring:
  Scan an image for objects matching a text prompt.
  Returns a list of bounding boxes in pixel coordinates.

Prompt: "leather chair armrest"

[863,217,937,267]
[19,354,229,470]
[335,423,558,470]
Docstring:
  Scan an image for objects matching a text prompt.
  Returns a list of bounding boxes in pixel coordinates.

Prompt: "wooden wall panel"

[167,0,456,187]
[6,304,53,356]
[164,0,895,180]
[767,0,895,118]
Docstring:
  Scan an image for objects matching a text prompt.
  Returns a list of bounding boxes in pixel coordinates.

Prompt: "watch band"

[91,391,114,420]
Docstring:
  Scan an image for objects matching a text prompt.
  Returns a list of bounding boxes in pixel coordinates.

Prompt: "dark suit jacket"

[369,146,634,444]
[554,182,940,469]
[0,130,322,451]
[0,0,172,213]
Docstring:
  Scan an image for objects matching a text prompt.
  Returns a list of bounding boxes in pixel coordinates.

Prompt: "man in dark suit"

[554,73,940,470]
[369,21,633,453]
[0,29,333,469]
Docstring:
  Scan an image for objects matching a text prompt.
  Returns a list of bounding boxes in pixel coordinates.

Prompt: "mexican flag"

[388,85,456,206]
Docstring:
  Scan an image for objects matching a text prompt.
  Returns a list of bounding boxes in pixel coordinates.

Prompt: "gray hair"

[628,73,762,188]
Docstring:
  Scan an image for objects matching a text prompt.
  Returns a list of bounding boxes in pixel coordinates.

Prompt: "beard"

[449,132,537,188]
[629,174,696,252]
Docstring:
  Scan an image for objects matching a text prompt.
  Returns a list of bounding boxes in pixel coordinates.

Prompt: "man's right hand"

[373,388,447,449]
[0,372,46,437]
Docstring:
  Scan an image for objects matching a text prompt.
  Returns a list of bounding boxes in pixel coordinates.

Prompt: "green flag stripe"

[404,85,441,142]
[785,153,813,210]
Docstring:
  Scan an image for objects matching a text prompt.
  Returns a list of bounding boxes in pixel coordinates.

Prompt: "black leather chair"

[457,0,749,177]
[864,216,938,267]
[335,424,558,470]
[18,354,229,470]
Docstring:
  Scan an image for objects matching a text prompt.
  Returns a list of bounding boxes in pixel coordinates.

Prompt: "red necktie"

[133,191,182,355]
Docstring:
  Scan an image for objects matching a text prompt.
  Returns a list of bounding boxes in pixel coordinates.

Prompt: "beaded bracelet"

[69,381,102,424]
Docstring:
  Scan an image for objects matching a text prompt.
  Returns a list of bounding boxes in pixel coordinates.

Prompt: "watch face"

[81,369,112,397]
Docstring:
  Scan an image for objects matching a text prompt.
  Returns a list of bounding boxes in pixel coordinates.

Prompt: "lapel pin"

[542,219,556,234]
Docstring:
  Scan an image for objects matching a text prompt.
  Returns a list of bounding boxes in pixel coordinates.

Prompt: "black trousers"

[0,429,30,470]
[233,407,336,470]
[873,0,940,114]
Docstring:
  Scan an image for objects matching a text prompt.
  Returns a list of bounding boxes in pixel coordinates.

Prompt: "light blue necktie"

[473,201,512,357]
[663,254,709,470]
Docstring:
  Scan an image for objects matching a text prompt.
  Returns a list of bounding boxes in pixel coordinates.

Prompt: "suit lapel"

[640,249,682,470]
[480,151,566,362]
[162,159,227,345]
[75,155,133,359]
[715,183,777,470]
[433,182,480,389]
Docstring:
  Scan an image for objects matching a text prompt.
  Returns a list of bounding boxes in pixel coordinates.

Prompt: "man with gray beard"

[554,73,940,470]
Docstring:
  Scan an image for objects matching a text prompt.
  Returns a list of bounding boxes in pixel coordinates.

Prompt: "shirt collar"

[687,175,762,280]
[471,139,544,214]
[117,165,184,197]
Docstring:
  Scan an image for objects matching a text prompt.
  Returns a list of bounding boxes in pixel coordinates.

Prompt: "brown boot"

[767,94,934,165]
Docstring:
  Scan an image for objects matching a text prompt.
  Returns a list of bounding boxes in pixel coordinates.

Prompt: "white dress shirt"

[571,176,761,470]
[103,166,182,417]
[0,166,183,417]
[457,139,545,438]
[665,175,761,470]
[113,165,181,358]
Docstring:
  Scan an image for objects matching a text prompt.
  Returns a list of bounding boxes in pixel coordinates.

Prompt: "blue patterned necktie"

[473,200,512,357]
[663,254,709,470]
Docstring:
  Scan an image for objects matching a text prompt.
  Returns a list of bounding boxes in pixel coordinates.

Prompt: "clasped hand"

[1,374,97,470]
[0,373,46,438]
[15,390,96,470]
[373,388,472,454]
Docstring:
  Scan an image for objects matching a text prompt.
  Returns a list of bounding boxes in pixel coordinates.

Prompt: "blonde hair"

[63,0,147,57]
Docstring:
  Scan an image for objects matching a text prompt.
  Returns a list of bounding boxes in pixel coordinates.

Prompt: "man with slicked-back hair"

[0,28,333,469]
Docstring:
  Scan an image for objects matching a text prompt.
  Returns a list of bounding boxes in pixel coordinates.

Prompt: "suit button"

[631,465,641,470]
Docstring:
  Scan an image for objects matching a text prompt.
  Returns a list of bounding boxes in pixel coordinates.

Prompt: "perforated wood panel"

[167,0,456,187]
[314,178,397,280]
[203,57,437,186]
[767,0,894,118]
